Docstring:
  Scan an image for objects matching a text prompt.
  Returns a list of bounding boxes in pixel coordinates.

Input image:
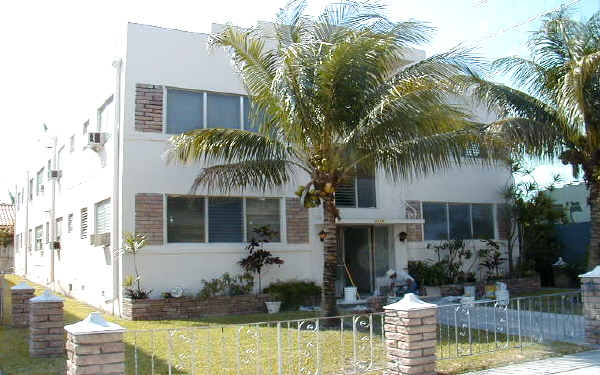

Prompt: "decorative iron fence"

[437,291,584,360]
[124,313,387,375]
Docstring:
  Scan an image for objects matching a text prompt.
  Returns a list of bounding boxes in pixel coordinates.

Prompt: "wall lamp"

[319,230,327,242]
[398,231,407,242]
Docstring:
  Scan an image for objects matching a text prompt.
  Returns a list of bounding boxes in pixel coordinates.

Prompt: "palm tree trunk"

[588,182,600,268]
[321,204,338,318]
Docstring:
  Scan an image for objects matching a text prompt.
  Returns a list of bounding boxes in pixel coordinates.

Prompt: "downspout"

[24,172,29,276]
[111,58,123,316]
[50,136,57,285]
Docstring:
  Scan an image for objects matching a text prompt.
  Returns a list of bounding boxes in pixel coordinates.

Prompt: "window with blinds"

[95,199,111,235]
[472,204,494,239]
[166,89,204,134]
[35,226,43,250]
[80,208,88,239]
[68,214,73,233]
[334,169,376,208]
[207,93,240,129]
[208,198,243,242]
[56,217,63,242]
[246,198,280,241]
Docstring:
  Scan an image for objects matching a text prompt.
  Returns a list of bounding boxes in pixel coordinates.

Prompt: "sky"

[0,0,598,203]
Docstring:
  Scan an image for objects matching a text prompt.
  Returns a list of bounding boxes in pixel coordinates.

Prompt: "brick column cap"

[65,312,125,335]
[11,281,34,290]
[580,265,600,278]
[30,289,63,303]
[383,293,437,311]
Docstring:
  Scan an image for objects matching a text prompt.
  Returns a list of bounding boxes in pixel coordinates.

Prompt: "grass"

[0,275,591,375]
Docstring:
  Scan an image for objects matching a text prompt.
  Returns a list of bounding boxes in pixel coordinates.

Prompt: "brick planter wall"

[436,275,541,297]
[122,294,271,321]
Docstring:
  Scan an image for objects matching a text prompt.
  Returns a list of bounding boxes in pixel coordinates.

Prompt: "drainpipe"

[24,172,29,276]
[50,136,57,285]
[111,58,122,316]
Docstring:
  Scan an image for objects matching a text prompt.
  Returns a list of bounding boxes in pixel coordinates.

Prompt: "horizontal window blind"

[207,93,240,129]
[423,202,448,240]
[95,199,111,235]
[449,203,472,239]
[472,204,494,239]
[80,208,88,239]
[166,89,204,134]
[335,181,356,207]
[208,198,243,242]
[68,214,73,233]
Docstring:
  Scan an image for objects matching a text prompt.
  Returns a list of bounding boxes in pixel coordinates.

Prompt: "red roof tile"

[0,204,15,229]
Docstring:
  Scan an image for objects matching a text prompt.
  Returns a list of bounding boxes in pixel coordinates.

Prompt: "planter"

[265,301,282,314]
[423,286,441,297]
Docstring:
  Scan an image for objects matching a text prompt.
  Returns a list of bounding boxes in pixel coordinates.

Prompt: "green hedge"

[263,280,321,310]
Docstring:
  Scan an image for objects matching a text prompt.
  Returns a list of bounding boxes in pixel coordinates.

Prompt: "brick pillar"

[11,281,34,327]
[581,265,600,345]
[64,312,126,375]
[29,290,64,357]
[384,293,437,375]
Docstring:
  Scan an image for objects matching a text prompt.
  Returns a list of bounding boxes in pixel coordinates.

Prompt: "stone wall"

[122,294,271,321]
[135,193,164,245]
[135,84,163,133]
[285,198,309,244]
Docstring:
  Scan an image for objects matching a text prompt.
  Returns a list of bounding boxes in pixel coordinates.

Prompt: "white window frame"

[94,198,111,235]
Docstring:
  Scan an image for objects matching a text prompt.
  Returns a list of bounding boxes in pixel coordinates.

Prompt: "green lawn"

[0,275,590,375]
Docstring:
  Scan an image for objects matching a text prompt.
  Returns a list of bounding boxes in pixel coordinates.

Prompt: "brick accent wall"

[286,198,309,244]
[406,200,423,242]
[122,294,270,320]
[135,84,163,133]
[135,194,164,245]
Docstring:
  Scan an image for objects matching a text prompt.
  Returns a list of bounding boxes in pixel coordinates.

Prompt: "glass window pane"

[95,199,111,235]
[207,93,240,129]
[472,204,494,239]
[357,169,376,208]
[167,196,205,243]
[243,97,266,132]
[449,203,471,239]
[246,198,280,242]
[208,197,243,242]
[335,180,356,207]
[423,202,448,240]
[166,89,203,134]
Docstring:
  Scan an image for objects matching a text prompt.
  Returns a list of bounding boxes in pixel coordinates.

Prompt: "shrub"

[263,280,321,310]
[407,260,449,286]
[196,272,254,300]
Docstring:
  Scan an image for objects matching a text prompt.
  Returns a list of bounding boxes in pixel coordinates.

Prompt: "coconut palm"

[470,10,600,267]
[167,0,503,317]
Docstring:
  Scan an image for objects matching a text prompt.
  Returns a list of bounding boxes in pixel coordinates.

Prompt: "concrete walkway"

[464,350,600,374]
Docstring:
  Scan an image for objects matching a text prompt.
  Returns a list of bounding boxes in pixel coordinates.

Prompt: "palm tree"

[167,0,502,317]
[470,10,600,267]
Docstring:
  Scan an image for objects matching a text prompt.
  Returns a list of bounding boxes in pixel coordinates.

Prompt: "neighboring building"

[547,182,590,223]
[13,22,513,315]
[0,203,15,273]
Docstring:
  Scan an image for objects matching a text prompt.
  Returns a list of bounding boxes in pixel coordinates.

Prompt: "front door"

[337,226,392,296]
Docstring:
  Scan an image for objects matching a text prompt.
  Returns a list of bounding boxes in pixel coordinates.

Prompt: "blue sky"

[0,0,598,203]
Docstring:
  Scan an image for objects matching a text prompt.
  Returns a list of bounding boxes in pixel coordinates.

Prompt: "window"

[36,168,44,195]
[57,146,64,170]
[28,229,32,250]
[70,135,75,152]
[98,96,114,132]
[95,199,111,234]
[83,120,89,134]
[29,179,33,200]
[472,204,494,239]
[167,196,205,243]
[207,93,240,129]
[208,198,243,242]
[449,203,471,239]
[80,208,88,239]
[67,214,73,233]
[35,226,43,250]
[166,89,204,134]
[423,202,448,240]
[242,97,263,132]
[45,222,50,243]
[335,169,376,208]
[47,160,51,180]
[246,198,281,241]
[56,217,63,242]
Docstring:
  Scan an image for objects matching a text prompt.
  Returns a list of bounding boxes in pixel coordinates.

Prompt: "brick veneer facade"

[406,200,423,242]
[286,198,309,244]
[122,294,271,321]
[11,282,34,327]
[135,83,163,133]
[135,193,164,245]
[29,292,64,357]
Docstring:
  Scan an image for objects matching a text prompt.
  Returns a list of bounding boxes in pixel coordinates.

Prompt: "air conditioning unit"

[51,241,61,250]
[90,232,111,247]
[87,132,108,152]
[50,170,62,179]
[40,185,45,193]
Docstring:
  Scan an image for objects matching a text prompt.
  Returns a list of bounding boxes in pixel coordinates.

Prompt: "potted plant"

[239,226,284,311]
[265,292,283,314]
[121,233,151,299]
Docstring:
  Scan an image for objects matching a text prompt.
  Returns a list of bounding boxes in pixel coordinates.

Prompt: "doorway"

[336,226,393,296]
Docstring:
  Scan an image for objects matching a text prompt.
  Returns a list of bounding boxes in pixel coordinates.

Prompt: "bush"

[407,260,449,286]
[196,272,254,300]
[263,280,321,310]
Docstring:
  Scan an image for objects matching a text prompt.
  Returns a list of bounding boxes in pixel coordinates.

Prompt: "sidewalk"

[464,350,600,374]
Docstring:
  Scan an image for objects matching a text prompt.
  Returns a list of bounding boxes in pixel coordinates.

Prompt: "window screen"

[472,204,494,239]
[449,203,471,239]
[208,197,243,242]
[95,199,111,235]
[423,202,448,240]
[167,196,205,243]
[207,93,240,129]
[80,208,88,239]
[246,198,280,242]
[166,89,204,134]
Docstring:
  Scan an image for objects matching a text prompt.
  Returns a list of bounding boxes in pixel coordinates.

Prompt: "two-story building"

[13,22,513,315]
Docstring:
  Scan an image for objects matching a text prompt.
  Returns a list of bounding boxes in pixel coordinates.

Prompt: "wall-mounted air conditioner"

[90,233,110,247]
[87,132,108,152]
[50,170,62,179]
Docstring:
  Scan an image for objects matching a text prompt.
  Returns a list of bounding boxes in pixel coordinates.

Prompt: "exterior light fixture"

[398,231,407,242]
[319,230,327,242]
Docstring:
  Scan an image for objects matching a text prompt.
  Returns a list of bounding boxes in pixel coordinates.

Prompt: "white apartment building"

[13,22,513,315]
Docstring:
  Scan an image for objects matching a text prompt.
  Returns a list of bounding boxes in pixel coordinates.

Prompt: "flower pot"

[265,301,282,314]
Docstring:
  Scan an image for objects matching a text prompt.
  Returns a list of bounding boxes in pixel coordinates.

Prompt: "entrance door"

[340,226,392,295]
